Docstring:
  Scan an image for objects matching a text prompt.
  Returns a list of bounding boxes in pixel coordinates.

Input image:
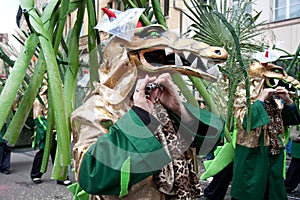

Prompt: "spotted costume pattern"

[152,100,202,199]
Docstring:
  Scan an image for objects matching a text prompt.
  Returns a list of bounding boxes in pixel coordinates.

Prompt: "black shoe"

[1,169,11,175]
[289,190,300,195]
[57,179,72,186]
[32,177,42,184]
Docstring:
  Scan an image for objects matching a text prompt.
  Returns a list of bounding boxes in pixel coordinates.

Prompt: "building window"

[290,0,300,18]
[80,22,85,37]
[275,0,300,21]
[107,2,113,8]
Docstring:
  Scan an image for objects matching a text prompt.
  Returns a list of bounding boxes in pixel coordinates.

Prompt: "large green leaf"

[200,142,234,180]
[20,1,71,168]
[0,33,38,135]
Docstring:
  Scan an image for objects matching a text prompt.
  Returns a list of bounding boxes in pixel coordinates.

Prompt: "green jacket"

[79,103,224,195]
[236,101,300,148]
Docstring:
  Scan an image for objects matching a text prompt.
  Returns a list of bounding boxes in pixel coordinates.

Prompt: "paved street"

[2,150,300,200]
[0,150,74,200]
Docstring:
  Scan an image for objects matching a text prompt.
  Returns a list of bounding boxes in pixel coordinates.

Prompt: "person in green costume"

[71,73,224,199]
[231,71,300,200]
[285,125,300,194]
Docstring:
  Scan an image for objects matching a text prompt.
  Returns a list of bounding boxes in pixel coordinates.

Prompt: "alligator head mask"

[248,62,300,97]
[98,24,228,105]
[235,62,300,110]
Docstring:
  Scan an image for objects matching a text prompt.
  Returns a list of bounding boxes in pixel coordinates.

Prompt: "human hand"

[153,73,182,114]
[257,88,277,102]
[133,75,157,113]
[257,86,294,106]
[275,86,293,105]
[133,73,193,122]
[154,73,193,122]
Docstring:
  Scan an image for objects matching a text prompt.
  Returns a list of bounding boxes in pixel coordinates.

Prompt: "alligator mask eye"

[265,78,298,96]
[265,78,279,88]
[135,26,165,39]
[150,31,160,38]
[272,68,284,75]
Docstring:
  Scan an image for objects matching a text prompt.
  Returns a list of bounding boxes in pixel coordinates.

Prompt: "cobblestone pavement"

[0,150,75,200]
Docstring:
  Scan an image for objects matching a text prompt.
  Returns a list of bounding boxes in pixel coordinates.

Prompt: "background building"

[0,33,9,78]
[13,0,300,57]
[80,0,299,57]
[253,0,300,55]
[3,0,299,71]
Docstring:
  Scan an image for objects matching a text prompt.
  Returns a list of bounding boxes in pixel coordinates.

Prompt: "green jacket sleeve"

[79,108,171,195]
[242,100,271,130]
[281,103,300,126]
[172,103,224,154]
[241,101,300,130]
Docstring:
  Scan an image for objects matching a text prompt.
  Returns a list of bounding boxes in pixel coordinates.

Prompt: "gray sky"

[0,1,20,47]
[0,1,20,33]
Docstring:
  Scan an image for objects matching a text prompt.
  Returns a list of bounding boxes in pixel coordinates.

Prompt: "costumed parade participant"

[231,50,300,200]
[71,8,229,200]
[285,124,300,194]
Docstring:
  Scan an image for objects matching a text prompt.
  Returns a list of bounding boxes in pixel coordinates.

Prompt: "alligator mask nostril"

[215,49,222,55]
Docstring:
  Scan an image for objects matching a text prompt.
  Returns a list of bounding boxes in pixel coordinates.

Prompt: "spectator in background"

[0,123,11,175]
[197,97,207,110]
[30,85,72,186]
[30,115,72,186]
[30,115,54,183]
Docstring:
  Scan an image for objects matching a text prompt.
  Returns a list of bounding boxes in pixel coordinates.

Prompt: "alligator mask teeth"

[135,47,223,82]
[99,24,228,103]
